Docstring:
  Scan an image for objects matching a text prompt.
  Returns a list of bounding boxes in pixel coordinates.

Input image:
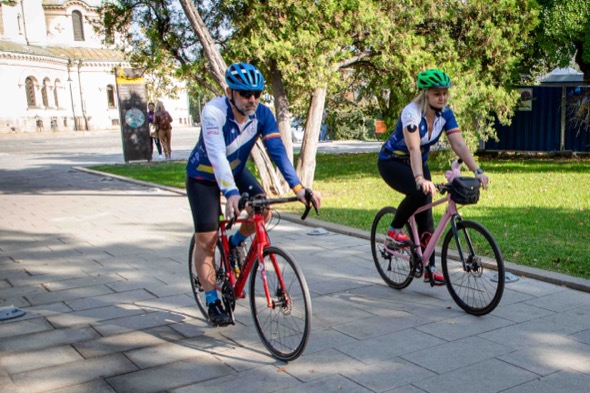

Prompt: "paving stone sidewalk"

[1,131,590,393]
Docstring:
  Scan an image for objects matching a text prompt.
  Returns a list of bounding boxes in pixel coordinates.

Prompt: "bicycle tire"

[249,246,312,362]
[370,206,415,289]
[188,235,225,321]
[440,220,505,316]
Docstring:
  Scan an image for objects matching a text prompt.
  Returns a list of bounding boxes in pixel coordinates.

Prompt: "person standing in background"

[147,102,163,160]
[155,101,173,160]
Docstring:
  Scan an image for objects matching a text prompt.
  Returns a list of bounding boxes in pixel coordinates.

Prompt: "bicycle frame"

[218,211,282,308]
[393,192,462,266]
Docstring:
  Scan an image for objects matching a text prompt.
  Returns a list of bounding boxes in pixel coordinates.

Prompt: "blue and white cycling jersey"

[379,102,460,162]
[186,96,302,198]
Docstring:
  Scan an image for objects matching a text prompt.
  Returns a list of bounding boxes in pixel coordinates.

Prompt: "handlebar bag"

[449,177,480,205]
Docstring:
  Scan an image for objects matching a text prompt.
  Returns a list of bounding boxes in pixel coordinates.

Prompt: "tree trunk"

[270,61,292,193]
[296,86,326,187]
[177,0,283,195]
[177,0,227,89]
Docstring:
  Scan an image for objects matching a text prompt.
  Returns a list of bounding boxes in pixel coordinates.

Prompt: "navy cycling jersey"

[186,96,302,198]
[379,102,460,162]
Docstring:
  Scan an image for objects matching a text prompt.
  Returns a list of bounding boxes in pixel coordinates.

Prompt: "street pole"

[67,63,77,131]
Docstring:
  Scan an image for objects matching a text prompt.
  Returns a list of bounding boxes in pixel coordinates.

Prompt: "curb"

[74,166,590,294]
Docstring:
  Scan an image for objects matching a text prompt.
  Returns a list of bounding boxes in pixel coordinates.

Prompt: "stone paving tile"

[401,336,512,374]
[64,288,156,311]
[274,374,373,393]
[0,317,54,339]
[491,300,556,323]
[91,309,191,336]
[46,304,146,328]
[413,358,538,393]
[42,273,124,292]
[25,284,115,306]
[480,317,581,350]
[524,289,590,312]
[0,345,83,374]
[343,357,437,392]
[73,327,181,358]
[39,379,117,393]
[333,313,429,341]
[336,328,446,364]
[280,348,366,383]
[0,326,100,354]
[415,313,515,342]
[501,368,590,393]
[498,337,590,376]
[106,356,234,393]
[170,364,301,393]
[10,353,137,393]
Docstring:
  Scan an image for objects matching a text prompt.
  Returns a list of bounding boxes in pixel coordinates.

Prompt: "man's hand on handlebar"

[296,188,321,219]
[225,194,242,220]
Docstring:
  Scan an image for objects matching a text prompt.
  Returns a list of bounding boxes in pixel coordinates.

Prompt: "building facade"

[0,0,190,133]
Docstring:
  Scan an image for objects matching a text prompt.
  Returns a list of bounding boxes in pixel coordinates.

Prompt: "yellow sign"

[116,67,144,85]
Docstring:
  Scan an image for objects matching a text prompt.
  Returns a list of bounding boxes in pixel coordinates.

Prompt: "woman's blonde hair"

[411,89,451,115]
[155,101,166,111]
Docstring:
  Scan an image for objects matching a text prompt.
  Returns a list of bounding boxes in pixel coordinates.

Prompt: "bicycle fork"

[450,215,477,273]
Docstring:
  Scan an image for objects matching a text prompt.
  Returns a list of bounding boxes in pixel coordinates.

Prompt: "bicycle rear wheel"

[370,206,415,289]
[188,235,225,321]
[249,246,312,362]
[441,220,505,316]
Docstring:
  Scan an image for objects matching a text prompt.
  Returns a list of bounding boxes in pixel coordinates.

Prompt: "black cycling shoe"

[208,299,232,327]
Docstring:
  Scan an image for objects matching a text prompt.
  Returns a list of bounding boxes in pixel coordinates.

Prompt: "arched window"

[42,78,50,108]
[72,10,85,41]
[54,79,61,108]
[107,85,116,108]
[25,77,37,107]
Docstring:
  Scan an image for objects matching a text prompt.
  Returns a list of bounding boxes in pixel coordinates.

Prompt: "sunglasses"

[236,90,262,99]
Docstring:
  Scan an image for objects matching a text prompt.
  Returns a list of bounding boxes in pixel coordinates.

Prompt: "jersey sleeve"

[201,103,240,198]
[443,108,461,136]
[401,103,421,130]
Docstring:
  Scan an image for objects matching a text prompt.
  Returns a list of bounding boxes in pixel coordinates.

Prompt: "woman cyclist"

[377,69,489,285]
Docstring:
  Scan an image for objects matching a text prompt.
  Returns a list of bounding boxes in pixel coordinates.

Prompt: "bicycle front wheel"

[441,220,505,316]
[249,246,312,362]
[370,206,415,289]
[188,235,225,321]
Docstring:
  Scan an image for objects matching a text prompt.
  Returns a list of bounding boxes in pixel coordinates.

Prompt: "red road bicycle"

[189,190,318,361]
[371,160,505,316]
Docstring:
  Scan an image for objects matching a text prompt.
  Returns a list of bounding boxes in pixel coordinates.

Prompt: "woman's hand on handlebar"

[417,178,437,196]
[476,173,489,190]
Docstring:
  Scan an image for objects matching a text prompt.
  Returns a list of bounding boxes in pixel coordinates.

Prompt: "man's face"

[148,104,155,111]
[229,89,261,116]
[427,88,449,110]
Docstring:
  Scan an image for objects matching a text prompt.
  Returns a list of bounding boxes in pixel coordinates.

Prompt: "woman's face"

[426,88,449,110]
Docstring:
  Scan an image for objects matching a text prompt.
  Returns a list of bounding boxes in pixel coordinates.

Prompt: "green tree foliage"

[533,0,590,81]
[351,0,539,148]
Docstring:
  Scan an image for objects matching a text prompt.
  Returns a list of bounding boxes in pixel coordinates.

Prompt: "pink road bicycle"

[189,190,318,361]
[371,160,505,316]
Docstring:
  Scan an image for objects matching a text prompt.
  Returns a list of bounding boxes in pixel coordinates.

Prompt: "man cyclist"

[377,69,488,285]
[186,62,321,326]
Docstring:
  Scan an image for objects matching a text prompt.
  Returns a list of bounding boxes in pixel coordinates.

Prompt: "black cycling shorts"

[186,168,265,233]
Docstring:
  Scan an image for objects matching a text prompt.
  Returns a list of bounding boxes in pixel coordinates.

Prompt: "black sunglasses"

[236,90,262,99]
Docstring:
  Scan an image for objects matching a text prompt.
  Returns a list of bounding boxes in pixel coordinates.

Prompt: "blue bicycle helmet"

[225,63,265,91]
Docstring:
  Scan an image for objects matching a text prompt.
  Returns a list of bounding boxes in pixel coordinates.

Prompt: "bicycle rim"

[249,246,312,362]
[370,206,415,289]
[441,220,505,316]
[188,236,225,321]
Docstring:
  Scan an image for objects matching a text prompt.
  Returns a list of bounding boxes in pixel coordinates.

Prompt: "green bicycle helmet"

[417,69,452,89]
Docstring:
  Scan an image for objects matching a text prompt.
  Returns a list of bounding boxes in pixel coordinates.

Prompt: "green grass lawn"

[91,154,590,280]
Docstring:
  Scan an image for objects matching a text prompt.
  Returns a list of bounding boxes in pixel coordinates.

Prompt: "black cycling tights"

[378,157,435,265]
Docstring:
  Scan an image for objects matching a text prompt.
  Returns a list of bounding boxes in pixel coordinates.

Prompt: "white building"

[0,0,190,133]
